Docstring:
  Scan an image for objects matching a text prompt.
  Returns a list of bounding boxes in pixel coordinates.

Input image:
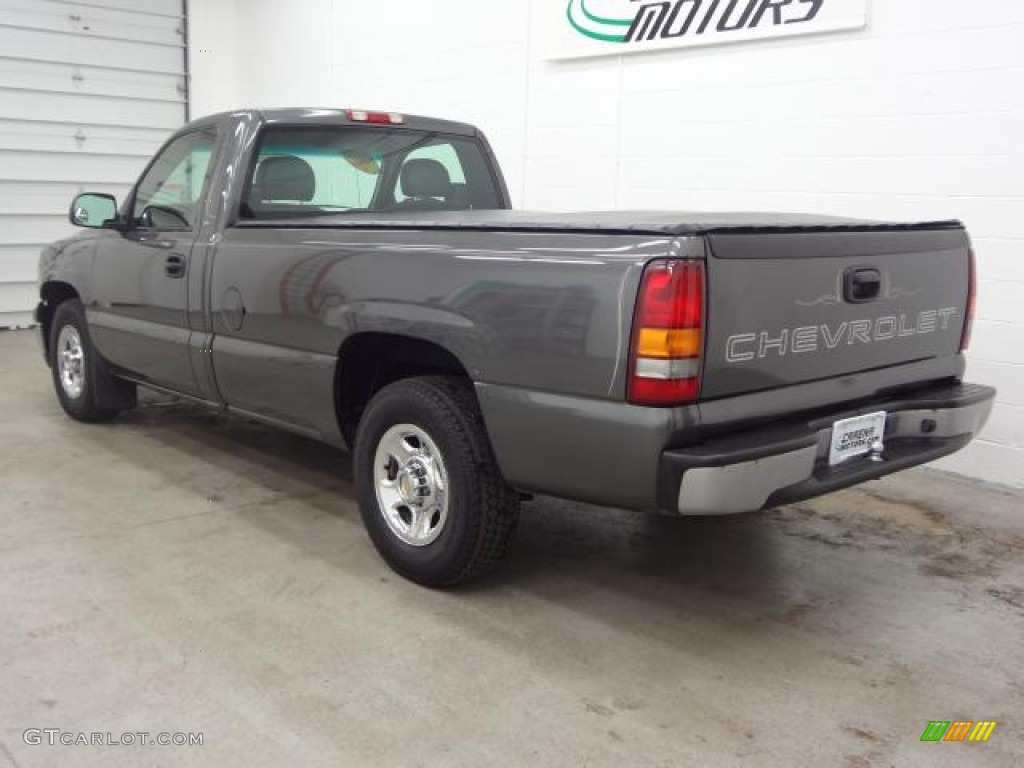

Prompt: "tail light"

[346,109,405,125]
[960,247,976,352]
[628,260,705,406]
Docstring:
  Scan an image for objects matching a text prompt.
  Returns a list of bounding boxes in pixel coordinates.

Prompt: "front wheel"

[354,376,520,587]
[48,300,135,422]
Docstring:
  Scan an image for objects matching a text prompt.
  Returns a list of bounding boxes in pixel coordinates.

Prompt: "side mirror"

[70,193,118,229]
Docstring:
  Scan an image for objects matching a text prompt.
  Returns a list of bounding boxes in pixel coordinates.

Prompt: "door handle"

[166,253,187,279]
[843,267,881,304]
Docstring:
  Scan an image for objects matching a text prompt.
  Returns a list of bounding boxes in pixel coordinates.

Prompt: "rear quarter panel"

[208,226,675,437]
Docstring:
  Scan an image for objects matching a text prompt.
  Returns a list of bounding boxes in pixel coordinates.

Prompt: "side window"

[133,129,216,230]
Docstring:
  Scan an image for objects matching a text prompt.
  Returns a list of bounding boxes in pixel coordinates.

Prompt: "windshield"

[240,126,503,219]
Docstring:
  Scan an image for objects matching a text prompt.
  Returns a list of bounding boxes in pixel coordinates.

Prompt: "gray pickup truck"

[37,108,995,585]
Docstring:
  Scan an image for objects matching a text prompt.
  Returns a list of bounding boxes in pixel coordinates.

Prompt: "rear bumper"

[659,382,995,515]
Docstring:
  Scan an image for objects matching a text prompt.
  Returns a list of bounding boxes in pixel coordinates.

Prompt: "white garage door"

[0,0,187,328]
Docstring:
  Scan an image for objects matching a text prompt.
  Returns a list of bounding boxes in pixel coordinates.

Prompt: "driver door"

[88,128,216,396]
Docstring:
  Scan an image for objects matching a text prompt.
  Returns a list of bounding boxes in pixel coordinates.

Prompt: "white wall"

[189,0,1024,488]
[186,0,236,117]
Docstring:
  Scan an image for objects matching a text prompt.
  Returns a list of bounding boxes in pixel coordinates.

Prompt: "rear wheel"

[48,300,135,422]
[354,376,520,586]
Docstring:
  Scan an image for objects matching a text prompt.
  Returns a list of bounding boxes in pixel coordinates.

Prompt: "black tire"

[48,299,135,423]
[354,376,520,586]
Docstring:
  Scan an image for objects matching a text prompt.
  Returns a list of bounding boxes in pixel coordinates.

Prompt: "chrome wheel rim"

[57,325,85,400]
[373,424,450,547]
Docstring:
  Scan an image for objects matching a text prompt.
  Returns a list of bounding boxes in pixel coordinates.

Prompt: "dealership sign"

[546,0,867,59]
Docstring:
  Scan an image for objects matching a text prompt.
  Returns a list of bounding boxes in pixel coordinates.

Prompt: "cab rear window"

[240,126,501,219]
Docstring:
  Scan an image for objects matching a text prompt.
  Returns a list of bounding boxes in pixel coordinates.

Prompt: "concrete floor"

[0,328,1022,768]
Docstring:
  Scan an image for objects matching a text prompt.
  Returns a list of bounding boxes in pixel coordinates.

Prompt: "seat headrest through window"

[400,159,452,199]
[253,155,315,202]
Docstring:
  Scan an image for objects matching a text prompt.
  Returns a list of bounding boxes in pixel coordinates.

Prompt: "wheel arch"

[334,331,474,447]
[38,281,82,363]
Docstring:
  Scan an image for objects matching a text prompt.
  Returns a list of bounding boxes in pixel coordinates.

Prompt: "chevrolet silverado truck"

[37,108,995,585]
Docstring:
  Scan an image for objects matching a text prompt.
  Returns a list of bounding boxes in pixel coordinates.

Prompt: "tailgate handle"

[844,268,882,304]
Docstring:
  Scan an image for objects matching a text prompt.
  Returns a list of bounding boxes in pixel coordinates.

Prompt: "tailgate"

[701,226,970,400]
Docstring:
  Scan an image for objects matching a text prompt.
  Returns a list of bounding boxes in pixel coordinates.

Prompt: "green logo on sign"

[565,0,833,47]
[565,0,632,43]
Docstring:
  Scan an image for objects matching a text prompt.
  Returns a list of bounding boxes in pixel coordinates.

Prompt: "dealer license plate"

[829,411,887,466]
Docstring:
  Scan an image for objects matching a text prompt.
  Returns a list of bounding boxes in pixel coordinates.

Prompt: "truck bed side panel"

[207,228,669,439]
